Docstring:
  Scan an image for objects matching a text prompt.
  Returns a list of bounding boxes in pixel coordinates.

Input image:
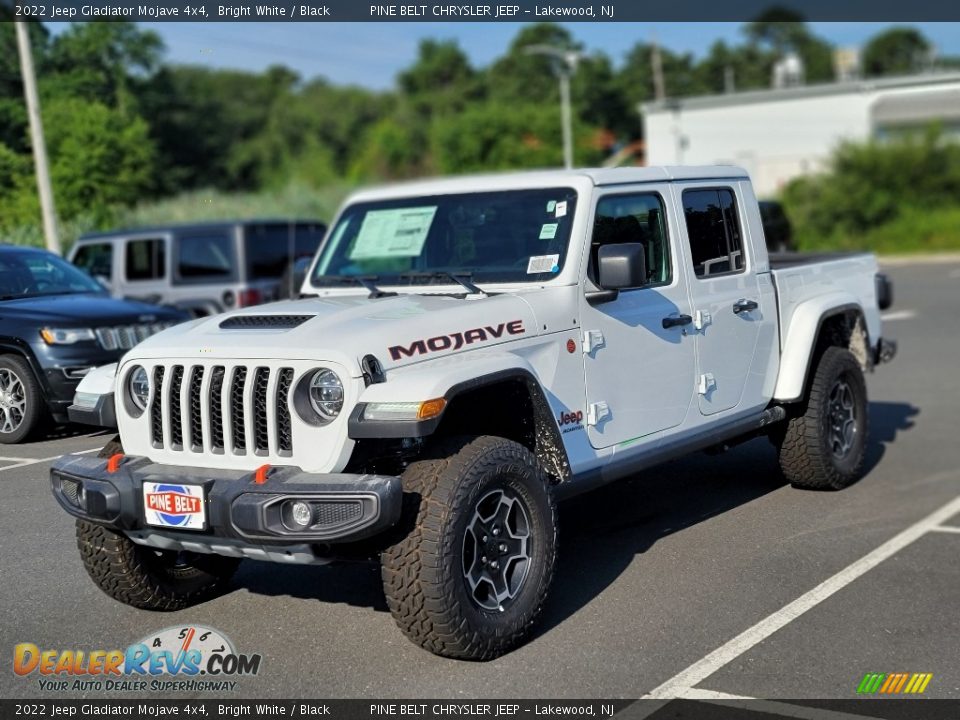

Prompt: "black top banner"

[10,0,960,22]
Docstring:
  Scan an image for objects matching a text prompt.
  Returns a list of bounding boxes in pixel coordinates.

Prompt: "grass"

[796,206,960,255]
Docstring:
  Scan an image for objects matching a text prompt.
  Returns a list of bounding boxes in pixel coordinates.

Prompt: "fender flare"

[348,358,571,480]
[774,295,866,402]
[0,337,53,404]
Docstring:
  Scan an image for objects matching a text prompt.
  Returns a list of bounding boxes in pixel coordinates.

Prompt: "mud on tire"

[776,346,869,490]
[381,435,557,660]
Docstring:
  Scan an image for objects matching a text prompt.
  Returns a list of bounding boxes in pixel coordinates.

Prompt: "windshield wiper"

[315,274,397,299]
[399,271,487,296]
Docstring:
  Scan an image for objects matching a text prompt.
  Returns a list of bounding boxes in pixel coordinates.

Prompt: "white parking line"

[0,446,101,472]
[645,495,960,699]
[931,525,960,534]
[880,310,916,321]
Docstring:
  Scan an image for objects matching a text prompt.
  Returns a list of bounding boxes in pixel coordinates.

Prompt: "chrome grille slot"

[145,362,299,459]
[150,366,165,447]
[168,365,184,450]
[209,366,225,452]
[96,323,169,352]
[231,367,248,453]
[252,368,270,455]
[188,366,204,452]
[276,368,293,455]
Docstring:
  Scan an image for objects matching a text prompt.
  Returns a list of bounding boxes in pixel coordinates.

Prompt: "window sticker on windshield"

[539,223,559,240]
[555,201,567,218]
[349,206,438,260]
[527,254,559,274]
[546,200,556,213]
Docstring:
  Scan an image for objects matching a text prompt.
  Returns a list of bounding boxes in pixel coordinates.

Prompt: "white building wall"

[644,77,960,197]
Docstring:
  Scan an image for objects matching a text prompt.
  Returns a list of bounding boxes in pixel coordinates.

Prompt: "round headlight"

[128,366,150,411]
[308,369,343,422]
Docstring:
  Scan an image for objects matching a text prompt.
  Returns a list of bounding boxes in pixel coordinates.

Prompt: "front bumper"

[50,454,402,564]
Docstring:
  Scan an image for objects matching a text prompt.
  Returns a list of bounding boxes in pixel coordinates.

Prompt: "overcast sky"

[51,22,960,89]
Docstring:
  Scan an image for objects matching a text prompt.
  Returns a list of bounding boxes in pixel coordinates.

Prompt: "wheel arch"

[774,298,870,403]
[0,337,52,403]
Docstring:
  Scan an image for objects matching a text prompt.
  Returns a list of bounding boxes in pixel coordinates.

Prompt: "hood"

[0,293,185,325]
[128,293,540,375]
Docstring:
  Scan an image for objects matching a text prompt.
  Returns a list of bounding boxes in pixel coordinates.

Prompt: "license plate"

[142,482,206,531]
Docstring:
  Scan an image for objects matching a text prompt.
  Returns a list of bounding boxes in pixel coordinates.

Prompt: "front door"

[580,187,697,449]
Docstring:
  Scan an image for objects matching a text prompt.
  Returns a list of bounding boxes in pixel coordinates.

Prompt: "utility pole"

[15,21,60,255]
[524,45,584,170]
[651,39,666,102]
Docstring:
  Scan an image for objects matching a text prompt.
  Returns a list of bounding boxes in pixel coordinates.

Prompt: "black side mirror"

[598,243,647,290]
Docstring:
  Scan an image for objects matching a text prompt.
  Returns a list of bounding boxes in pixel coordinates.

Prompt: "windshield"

[311,188,578,286]
[0,249,105,299]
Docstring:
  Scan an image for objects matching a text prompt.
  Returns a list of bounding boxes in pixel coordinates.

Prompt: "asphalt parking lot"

[2,259,958,703]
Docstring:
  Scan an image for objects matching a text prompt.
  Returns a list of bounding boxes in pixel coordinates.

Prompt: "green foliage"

[782,129,960,252]
[862,27,932,77]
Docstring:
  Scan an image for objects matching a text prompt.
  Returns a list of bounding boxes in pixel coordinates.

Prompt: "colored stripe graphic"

[857,672,932,694]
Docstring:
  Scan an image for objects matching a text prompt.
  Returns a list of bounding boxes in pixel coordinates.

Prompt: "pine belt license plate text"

[142,482,207,530]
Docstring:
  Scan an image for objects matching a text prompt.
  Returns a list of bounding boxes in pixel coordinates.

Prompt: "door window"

[72,243,113,280]
[176,234,234,280]
[590,193,671,287]
[125,238,165,281]
[682,188,745,278]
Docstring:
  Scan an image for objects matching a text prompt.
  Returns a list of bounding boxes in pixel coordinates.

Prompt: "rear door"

[579,185,697,448]
[673,183,772,415]
[121,235,169,305]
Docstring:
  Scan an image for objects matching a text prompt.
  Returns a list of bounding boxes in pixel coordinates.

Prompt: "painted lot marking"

[880,310,916,322]
[931,525,960,534]
[0,446,101,472]
[645,495,960,700]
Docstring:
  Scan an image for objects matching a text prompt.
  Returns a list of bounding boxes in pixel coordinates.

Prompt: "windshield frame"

[309,187,580,290]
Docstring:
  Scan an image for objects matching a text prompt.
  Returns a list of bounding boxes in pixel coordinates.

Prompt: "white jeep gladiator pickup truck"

[51,166,895,660]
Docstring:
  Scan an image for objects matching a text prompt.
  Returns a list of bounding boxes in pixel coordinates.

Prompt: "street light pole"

[524,45,584,170]
[15,21,60,255]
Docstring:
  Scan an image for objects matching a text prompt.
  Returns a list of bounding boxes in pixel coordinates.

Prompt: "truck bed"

[768,251,870,269]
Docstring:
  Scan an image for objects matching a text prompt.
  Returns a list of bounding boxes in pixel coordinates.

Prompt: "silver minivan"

[69,219,326,317]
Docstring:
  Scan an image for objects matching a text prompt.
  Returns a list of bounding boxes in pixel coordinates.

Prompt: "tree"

[486,23,579,104]
[743,9,835,84]
[862,27,932,77]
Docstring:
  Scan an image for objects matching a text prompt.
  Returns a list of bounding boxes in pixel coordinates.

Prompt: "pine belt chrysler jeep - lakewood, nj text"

[51,167,896,660]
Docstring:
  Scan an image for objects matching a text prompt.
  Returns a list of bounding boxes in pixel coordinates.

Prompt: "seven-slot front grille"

[150,363,295,457]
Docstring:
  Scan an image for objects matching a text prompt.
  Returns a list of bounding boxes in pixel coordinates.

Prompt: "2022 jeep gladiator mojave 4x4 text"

[52,167,895,660]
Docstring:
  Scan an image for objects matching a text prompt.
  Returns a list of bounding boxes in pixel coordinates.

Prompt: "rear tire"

[0,355,45,444]
[776,346,868,490]
[381,436,557,660]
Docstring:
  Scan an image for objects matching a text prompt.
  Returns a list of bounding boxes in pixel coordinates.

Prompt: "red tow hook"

[106,453,125,474]
[253,464,272,485]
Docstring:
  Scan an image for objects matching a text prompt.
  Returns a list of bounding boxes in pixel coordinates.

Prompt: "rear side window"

[683,188,745,278]
[125,238,165,281]
[72,243,113,280]
[177,234,234,279]
[244,223,325,281]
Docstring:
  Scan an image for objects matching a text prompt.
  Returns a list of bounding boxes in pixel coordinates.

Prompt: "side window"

[177,234,234,279]
[72,243,113,280]
[683,188,745,278]
[590,193,670,286]
[125,238,165,281]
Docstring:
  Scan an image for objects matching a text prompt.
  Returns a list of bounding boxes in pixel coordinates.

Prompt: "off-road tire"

[776,346,868,490]
[381,435,557,660]
[0,355,45,444]
[76,520,240,610]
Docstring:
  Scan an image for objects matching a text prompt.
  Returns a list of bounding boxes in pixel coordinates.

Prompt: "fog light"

[290,501,312,528]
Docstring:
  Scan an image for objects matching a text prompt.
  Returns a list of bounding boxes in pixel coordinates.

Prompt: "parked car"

[69,220,326,317]
[758,200,795,252]
[0,245,186,443]
[52,167,895,659]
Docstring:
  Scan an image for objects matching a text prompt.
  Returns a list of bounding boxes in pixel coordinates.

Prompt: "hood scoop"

[219,315,315,330]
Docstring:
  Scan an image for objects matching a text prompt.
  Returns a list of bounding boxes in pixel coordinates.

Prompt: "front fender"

[774,293,864,402]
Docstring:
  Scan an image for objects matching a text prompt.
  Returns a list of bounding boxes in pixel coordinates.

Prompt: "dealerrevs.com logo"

[13,625,261,693]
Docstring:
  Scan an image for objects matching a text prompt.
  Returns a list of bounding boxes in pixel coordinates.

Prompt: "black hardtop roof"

[77,218,326,242]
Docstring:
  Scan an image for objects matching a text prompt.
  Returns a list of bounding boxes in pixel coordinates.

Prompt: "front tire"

[381,436,557,660]
[76,520,240,610]
[0,355,44,444]
[776,346,869,490]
